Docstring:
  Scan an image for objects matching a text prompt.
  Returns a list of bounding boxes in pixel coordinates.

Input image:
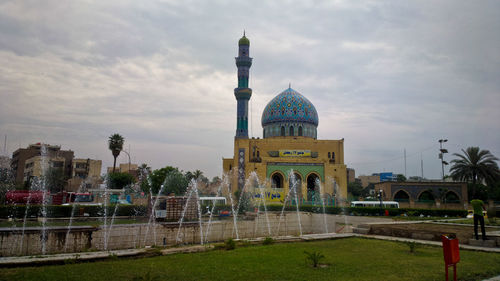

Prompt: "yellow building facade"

[223,35,347,205]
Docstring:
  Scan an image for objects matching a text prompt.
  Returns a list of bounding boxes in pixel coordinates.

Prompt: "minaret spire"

[234,33,253,138]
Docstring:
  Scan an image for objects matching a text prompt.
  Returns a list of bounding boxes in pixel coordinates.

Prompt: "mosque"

[222,34,347,205]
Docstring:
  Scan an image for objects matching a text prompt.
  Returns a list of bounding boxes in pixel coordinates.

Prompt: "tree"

[211,176,221,184]
[450,147,500,198]
[137,163,152,193]
[107,172,136,189]
[108,134,125,173]
[396,174,407,182]
[148,166,188,195]
[347,182,363,198]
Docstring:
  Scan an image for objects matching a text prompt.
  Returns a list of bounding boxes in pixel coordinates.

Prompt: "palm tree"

[450,147,500,197]
[108,134,125,173]
[138,163,151,178]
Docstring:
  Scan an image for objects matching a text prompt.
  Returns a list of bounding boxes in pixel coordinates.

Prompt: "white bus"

[199,196,226,206]
[350,201,399,208]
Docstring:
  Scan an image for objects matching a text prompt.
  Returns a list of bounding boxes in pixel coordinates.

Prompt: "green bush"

[304,251,325,267]
[263,237,274,245]
[224,238,236,250]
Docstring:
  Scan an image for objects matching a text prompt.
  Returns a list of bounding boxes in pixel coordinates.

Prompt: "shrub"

[263,237,274,245]
[224,238,236,250]
[304,251,325,267]
[406,241,419,253]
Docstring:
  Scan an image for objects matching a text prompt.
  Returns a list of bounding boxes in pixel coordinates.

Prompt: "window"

[281,126,285,136]
[298,126,303,136]
[289,126,294,136]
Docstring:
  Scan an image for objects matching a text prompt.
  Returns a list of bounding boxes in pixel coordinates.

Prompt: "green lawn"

[440,218,500,227]
[1,238,500,281]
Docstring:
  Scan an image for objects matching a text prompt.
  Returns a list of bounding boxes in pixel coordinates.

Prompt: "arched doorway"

[418,190,435,202]
[444,191,460,203]
[306,173,320,202]
[271,172,284,189]
[393,190,410,202]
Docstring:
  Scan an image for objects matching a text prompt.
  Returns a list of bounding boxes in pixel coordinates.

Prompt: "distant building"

[67,159,102,192]
[107,163,138,174]
[23,156,67,182]
[346,168,355,183]
[374,181,468,209]
[12,143,74,185]
[358,172,396,188]
[11,143,102,191]
[358,174,380,188]
[0,156,10,169]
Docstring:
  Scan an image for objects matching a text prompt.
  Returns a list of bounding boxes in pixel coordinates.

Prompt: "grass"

[439,218,500,227]
[1,238,500,281]
[392,216,462,222]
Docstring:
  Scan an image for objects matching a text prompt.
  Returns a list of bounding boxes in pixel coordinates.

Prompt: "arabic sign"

[279,150,311,157]
[253,191,284,202]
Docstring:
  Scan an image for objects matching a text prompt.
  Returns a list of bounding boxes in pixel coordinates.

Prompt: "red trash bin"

[442,234,460,281]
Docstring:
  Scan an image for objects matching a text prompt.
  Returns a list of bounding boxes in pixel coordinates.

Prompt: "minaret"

[234,32,253,138]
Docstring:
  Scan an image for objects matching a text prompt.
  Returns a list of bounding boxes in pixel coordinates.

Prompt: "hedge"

[0,204,467,219]
[264,204,467,217]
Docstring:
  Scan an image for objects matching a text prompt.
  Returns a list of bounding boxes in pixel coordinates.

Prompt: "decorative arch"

[417,190,435,201]
[393,190,410,202]
[444,191,460,202]
[306,172,320,201]
[270,171,285,189]
[298,126,303,136]
[281,126,285,136]
[289,126,294,136]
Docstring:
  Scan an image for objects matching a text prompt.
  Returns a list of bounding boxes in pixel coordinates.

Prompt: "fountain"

[0,167,349,257]
[276,170,303,236]
[315,177,329,233]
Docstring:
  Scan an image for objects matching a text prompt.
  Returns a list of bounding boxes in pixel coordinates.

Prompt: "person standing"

[470,198,487,240]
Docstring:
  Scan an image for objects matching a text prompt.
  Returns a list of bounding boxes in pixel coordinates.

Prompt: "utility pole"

[421,153,424,180]
[438,139,448,181]
[404,149,407,178]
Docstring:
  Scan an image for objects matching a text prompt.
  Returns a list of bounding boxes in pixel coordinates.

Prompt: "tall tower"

[234,33,253,138]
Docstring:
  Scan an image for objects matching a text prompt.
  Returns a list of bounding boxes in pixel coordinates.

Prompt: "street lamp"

[121,149,131,173]
[378,189,384,215]
[438,139,448,181]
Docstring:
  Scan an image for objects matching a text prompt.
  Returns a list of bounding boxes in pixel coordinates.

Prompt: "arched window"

[306,173,320,201]
[271,173,284,189]
[298,126,303,136]
[281,126,285,136]
[444,191,460,202]
[393,190,410,202]
[263,129,266,138]
[328,152,331,158]
[289,126,294,136]
[418,190,435,201]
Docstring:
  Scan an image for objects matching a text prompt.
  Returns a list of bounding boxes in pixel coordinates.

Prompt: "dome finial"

[243,30,245,36]
[289,82,291,89]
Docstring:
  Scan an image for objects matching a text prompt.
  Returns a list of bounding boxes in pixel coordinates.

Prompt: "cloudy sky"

[1,0,499,180]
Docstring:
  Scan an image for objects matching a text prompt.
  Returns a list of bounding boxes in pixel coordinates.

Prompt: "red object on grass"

[442,234,460,281]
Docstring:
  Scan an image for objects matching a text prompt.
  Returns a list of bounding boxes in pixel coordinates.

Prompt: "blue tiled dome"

[261,88,318,127]
[261,88,318,138]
